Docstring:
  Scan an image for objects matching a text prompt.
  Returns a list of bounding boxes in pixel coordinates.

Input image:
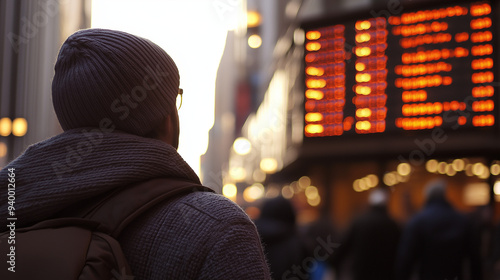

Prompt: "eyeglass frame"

[177,88,183,110]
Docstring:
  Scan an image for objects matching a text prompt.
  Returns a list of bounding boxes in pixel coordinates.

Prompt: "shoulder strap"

[80,178,213,237]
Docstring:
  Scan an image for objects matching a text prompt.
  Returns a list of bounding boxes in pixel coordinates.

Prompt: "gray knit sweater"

[0,129,271,279]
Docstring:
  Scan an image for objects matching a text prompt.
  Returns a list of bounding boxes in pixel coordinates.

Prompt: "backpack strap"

[79,178,213,237]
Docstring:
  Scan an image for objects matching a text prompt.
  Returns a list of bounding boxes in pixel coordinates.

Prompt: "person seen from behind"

[0,28,271,280]
[395,179,482,280]
[255,196,309,280]
[329,188,400,280]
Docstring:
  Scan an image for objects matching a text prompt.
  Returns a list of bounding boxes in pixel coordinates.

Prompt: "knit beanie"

[52,28,179,136]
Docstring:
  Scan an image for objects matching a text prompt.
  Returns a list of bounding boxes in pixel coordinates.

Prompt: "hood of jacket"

[0,128,200,227]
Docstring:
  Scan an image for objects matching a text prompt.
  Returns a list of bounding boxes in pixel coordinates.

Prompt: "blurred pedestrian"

[492,222,500,279]
[395,179,482,280]
[330,188,401,280]
[304,216,339,280]
[256,196,309,280]
[469,205,495,279]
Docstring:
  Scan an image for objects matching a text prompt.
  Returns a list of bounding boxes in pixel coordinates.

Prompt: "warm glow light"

[306,79,326,88]
[400,6,468,25]
[305,90,324,100]
[298,176,311,189]
[355,20,371,30]
[471,31,492,43]
[12,118,27,137]
[355,47,371,57]
[233,137,252,156]
[353,180,362,192]
[306,42,321,51]
[306,67,325,76]
[260,158,278,173]
[282,185,294,199]
[366,174,379,188]
[305,112,323,122]
[247,11,262,28]
[402,90,427,102]
[353,179,369,191]
[426,159,438,173]
[307,196,321,207]
[455,32,469,43]
[465,164,474,176]
[471,44,493,56]
[253,169,266,182]
[265,187,280,198]
[471,3,491,17]
[472,100,494,112]
[452,159,465,171]
[464,183,490,206]
[399,22,449,37]
[472,86,494,97]
[472,114,494,127]
[446,165,457,177]
[397,162,411,176]
[472,58,493,70]
[355,63,366,71]
[491,164,500,176]
[355,33,371,43]
[222,184,237,198]
[305,186,319,199]
[396,62,452,77]
[472,71,494,84]
[0,142,6,158]
[472,162,486,176]
[356,108,372,118]
[306,31,321,40]
[494,181,500,195]
[402,102,443,116]
[355,73,371,82]
[92,0,233,176]
[248,34,262,48]
[229,167,247,182]
[355,121,371,131]
[400,33,452,48]
[470,17,492,30]
[355,86,371,95]
[243,184,265,202]
[383,172,397,186]
[437,162,447,174]
[0,118,12,137]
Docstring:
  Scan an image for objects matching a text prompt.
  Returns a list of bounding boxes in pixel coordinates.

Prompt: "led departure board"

[303,1,497,138]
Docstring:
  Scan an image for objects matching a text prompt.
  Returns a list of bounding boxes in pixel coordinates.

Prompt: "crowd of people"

[256,179,498,280]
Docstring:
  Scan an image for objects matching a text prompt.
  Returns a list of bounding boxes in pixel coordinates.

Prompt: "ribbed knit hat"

[52,28,179,136]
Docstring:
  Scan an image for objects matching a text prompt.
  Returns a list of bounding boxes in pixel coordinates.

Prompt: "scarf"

[0,128,200,227]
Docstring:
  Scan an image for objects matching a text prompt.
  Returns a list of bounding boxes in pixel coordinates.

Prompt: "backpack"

[0,178,212,280]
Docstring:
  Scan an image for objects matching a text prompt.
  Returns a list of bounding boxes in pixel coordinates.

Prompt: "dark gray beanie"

[52,28,179,136]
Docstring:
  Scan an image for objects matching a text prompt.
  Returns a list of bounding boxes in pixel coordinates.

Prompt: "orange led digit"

[471,17,492,29]
[306,31,321,40]
[455,32,469,42]
[471,31,493,42]
[471,3,492,16]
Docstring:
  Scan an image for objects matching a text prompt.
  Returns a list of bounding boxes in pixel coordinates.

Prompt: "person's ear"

[161,112,179,149]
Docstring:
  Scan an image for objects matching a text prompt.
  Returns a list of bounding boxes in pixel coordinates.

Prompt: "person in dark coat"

[255,196,309,280]
[395,179,482,280]
[330,188,401,280]
[0,28,271,280]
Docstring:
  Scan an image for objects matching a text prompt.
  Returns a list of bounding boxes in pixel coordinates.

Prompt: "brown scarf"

[0,128,200,227]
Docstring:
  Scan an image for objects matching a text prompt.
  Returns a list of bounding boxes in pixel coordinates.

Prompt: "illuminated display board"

[303,1,497,138]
